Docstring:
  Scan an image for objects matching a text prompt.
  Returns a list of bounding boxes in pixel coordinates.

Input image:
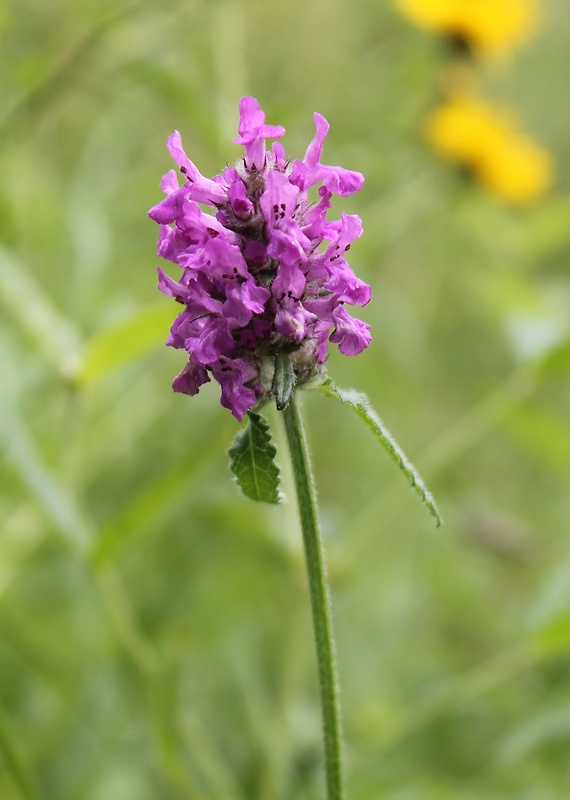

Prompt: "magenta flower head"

[149,97,371,421]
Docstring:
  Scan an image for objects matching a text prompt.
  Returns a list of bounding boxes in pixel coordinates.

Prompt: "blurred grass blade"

[229,412,281,504]
[0,404,91,552]
[526,194,570,260]
[0,6,139,142]
[314,379,443,526]
[91,466,192,566]
[533,613,570,656]
[0,404,158,676]
[181,714,244,800]
[375,643,537,752]
[528,549,570,656]
[0,707,42,800]
[0,247,82,379]
[78,304,174,385]
[495,705,570,766]
[93,567,158,675]
[535,334,570,377]
[91,447,219,566]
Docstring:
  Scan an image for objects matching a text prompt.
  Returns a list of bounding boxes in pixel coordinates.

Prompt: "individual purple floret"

[149,96,371,421]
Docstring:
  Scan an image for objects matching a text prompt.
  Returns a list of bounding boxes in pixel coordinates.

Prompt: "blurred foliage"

[0,1,569,798]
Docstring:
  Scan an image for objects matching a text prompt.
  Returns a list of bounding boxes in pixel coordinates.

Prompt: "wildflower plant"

[149,97,441,799]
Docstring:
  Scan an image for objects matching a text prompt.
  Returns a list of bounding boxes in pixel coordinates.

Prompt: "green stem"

[282,395,344,800]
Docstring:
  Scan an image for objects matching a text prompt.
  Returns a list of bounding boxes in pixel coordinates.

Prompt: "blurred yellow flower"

[397,0,540,53]
[426,94,553,204]
[477,135,552,205]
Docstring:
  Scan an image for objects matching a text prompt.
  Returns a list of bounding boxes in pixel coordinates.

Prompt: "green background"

[1,1,569,797]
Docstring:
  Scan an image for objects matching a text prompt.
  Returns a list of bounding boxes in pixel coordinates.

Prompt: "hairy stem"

[282,395,344,800]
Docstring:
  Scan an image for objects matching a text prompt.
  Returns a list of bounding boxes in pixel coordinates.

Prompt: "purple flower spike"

[150,97,371,421]
[291,113,365,197]
[233,96,285,170]
[167,131,227,205]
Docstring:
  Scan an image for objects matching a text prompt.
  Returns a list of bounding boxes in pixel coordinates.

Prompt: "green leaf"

[229,412,281,504]
[314,380,443,526]
[78,303,174,385]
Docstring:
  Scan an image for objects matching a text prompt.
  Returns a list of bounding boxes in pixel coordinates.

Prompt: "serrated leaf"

[314,380,443,526]
[228,412,281,504]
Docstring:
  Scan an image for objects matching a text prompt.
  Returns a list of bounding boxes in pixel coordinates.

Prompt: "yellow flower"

[426,94,553,204]
[477,135,553,204]
[397,0,540,53]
